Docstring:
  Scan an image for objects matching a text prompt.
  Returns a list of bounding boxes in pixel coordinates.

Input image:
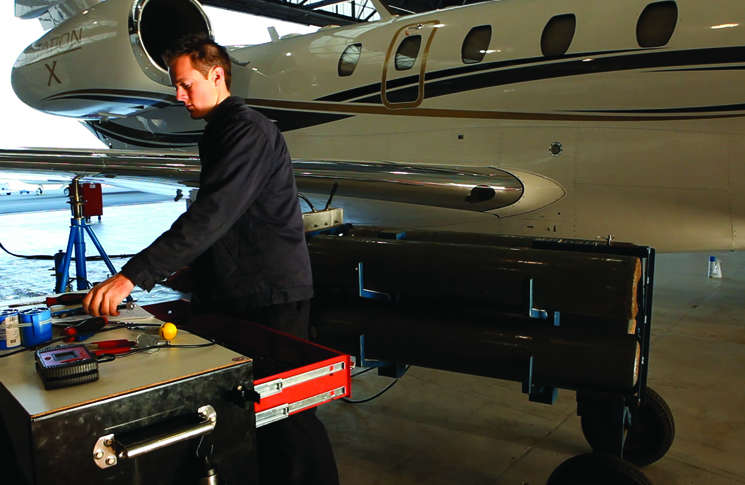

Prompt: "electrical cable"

[350,366,376,378]
[0,240,135,261]
[297,193,316,212]
[96,340,216,362]
[0,328,216,360]
[342,365,410,404]
[68,276,94,289]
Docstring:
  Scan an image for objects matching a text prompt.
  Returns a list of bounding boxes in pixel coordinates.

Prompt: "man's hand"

[82,273,135,317]
[163,266,194,293]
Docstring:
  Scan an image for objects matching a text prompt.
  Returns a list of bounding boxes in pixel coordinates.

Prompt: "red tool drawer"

[145,300,352,427]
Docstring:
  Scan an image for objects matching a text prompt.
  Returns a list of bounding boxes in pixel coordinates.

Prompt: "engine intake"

[130,0,212,85]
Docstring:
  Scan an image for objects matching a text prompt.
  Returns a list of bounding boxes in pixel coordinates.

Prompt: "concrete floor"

[0,199,743,484]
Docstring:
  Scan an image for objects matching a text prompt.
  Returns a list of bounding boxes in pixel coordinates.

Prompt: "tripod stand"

[55,177,119,293]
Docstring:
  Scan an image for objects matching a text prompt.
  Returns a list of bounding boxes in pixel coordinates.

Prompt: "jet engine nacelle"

[12,0,211,119]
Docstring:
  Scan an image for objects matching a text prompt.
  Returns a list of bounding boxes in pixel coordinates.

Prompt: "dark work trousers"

[233,299,340,485]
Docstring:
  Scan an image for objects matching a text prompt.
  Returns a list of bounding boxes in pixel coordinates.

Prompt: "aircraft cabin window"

[338,43,362,77]
[541,14,576,57]
[462,25,492,64]
[637,1,678,48]
[395,35,422,71]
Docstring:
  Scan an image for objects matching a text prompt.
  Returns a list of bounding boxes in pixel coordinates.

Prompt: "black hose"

[0,241,134,261]
[342,365,410,404]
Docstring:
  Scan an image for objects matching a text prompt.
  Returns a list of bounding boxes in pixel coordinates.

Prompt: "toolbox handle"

[93,405,217,468]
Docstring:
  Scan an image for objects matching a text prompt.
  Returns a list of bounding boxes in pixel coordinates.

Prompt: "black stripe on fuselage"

[316,48,642,103]
[91,104,353,149]
[247,105,353,132]
[45,89,352,133]
[44,89,177,108]
[570,103,745,114]
[93,122,201,148]
[654,65,745,72]
[316,45,745,104]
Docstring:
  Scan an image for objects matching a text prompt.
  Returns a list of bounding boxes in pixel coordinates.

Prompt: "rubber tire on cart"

[546,453,654,485]
[581,387,675,467]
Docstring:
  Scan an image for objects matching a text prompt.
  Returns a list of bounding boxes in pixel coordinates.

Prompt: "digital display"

[53,351,77,362]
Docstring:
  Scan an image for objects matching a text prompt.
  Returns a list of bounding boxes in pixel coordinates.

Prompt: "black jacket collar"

[206,96,244,124]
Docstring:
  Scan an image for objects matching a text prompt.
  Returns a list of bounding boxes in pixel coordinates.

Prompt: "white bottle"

[708,256,722,278]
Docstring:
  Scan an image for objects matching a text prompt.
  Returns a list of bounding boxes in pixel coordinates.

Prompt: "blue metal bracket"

[358,335,387,367]
[357,263,391,301]
[522,356,558,405]
[526,278,560,326]
[377,230,407,240]
[357,335,407,378]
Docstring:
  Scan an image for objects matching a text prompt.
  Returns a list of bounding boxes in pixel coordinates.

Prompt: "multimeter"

[35,344,99,390]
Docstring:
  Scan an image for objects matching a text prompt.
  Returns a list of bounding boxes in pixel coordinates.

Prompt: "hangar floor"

[0,198,742,485]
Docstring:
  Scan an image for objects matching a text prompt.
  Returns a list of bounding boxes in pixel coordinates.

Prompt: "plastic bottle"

[708,256,722,278]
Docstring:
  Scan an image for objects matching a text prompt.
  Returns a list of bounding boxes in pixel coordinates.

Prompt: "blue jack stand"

[55,177,120,293]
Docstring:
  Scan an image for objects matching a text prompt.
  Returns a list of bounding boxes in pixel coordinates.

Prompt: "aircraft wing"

[0,148,564,215]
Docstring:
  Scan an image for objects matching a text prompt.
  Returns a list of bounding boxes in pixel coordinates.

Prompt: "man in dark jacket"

[82,34,339,485]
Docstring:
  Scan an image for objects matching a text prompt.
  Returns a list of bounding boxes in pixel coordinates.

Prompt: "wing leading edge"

[0,148,565,214]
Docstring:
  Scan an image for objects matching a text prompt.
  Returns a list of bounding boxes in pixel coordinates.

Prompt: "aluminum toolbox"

[0,300,351,485]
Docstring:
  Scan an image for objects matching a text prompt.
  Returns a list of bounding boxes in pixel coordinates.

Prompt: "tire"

[547,453,654,485]
[623,388,675,467]
[36,188,42,195]
[63,187,70,196]
[580,387,675,468]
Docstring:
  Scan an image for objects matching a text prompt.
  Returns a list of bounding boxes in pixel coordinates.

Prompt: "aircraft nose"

[10,55,44,112]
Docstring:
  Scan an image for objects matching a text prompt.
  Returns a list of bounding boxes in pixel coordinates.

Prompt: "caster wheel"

[581,387,674,467]
[622,388,675,466]
[547,453,653,485]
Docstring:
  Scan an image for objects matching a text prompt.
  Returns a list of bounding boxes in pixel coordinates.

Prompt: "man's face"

[169,55,219,120]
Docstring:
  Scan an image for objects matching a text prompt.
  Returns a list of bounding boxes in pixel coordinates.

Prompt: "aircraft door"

[382,21,439,109]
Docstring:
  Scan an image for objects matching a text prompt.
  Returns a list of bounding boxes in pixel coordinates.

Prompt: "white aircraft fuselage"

[9,0,745,252]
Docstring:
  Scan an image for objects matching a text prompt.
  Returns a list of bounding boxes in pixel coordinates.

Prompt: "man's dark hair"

[163,33,232,90]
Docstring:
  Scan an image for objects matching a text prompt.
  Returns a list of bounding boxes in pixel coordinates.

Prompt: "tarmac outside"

[0,197,184,304]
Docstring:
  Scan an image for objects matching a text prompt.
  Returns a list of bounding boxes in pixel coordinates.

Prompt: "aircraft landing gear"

[579,387,675,468]
[546,453,653,485]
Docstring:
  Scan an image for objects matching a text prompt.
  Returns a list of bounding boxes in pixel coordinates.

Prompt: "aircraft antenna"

[369,0,394,19]
[267,27,279,42]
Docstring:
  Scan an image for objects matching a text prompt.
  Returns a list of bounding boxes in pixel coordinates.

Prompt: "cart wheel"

[580,387,674,467]
[622,387,675,467]
[546,453,654,485]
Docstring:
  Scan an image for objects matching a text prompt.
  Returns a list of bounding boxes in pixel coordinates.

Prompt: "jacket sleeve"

[121,116,277,290]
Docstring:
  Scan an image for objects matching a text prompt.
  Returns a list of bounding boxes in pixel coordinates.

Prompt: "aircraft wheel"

[581,387,674,467]
[63,187,70,196]
[546,453,653,485]
[36,188,42,195]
